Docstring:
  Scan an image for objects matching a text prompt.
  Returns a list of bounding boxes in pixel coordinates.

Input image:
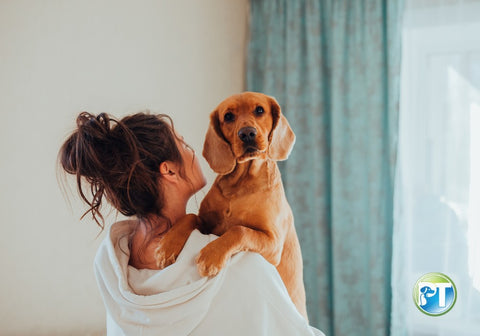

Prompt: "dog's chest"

[200,192,252,233]
[199,180,287,236]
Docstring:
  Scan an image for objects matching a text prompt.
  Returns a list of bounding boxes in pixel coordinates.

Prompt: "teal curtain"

[247,1,403,335]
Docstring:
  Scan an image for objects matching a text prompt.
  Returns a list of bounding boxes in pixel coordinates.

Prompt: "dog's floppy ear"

[267,97,295,161]
[202,110,236,175]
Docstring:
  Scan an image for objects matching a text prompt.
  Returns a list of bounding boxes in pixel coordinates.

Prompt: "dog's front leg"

[154,214,200,269]
[195,225,282,277]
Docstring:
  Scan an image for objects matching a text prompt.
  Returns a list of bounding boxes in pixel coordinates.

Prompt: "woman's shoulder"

[109,219,138,239]
[228,252,290,305]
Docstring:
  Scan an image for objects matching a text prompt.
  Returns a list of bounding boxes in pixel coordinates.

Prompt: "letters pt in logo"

[413,272,457,316]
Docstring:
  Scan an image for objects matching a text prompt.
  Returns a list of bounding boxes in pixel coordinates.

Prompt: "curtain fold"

[247,1,404,335]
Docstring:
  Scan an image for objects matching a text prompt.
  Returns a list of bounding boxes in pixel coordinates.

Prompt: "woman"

[59,111,324,336]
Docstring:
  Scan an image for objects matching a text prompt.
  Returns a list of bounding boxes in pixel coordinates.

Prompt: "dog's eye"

[255,106,264,115]
[224,112,235,122]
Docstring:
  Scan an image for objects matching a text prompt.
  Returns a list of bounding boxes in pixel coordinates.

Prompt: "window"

[392,1,480,335]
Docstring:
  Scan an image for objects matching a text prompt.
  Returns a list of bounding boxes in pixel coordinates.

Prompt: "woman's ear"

[159,161,178,183]
[202,110,236,175]
[267,97,296,161]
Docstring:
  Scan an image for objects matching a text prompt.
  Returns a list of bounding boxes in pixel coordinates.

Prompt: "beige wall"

[0,0,248,334]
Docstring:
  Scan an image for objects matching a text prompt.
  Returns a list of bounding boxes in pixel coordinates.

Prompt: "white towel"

[94,220,325,336]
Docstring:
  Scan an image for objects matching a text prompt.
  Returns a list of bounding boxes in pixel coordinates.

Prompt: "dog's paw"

[154,238,183,269]
[195,243,229,277]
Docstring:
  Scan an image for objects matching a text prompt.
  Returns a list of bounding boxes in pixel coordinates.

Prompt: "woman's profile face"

[175,133,207,195]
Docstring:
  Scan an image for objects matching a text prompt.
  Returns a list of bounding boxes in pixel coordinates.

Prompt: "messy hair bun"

[59,111,184,229]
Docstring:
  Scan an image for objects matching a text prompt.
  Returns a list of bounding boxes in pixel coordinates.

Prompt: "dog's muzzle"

[238,127,257,144]
[238,127,259,153]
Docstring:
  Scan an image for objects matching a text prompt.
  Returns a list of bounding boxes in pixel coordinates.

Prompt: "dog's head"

[203,92,295,175]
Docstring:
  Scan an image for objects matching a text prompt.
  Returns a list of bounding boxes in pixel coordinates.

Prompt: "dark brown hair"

[58,111,185,231]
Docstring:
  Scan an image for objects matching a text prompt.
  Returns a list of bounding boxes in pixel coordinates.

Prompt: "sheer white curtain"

[392,0,480,335]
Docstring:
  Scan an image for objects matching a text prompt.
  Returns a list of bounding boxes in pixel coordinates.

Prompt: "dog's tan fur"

[155,92,307,319]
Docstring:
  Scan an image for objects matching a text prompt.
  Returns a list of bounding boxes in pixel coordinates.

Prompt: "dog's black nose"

[238,127,257,143]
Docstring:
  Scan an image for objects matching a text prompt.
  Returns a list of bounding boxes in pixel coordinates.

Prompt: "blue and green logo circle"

[413,272,457,316]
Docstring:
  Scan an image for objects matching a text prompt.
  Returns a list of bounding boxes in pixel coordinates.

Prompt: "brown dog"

[155,92,307,320]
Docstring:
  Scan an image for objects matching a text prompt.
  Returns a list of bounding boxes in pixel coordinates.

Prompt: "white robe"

[94,220,325,336]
